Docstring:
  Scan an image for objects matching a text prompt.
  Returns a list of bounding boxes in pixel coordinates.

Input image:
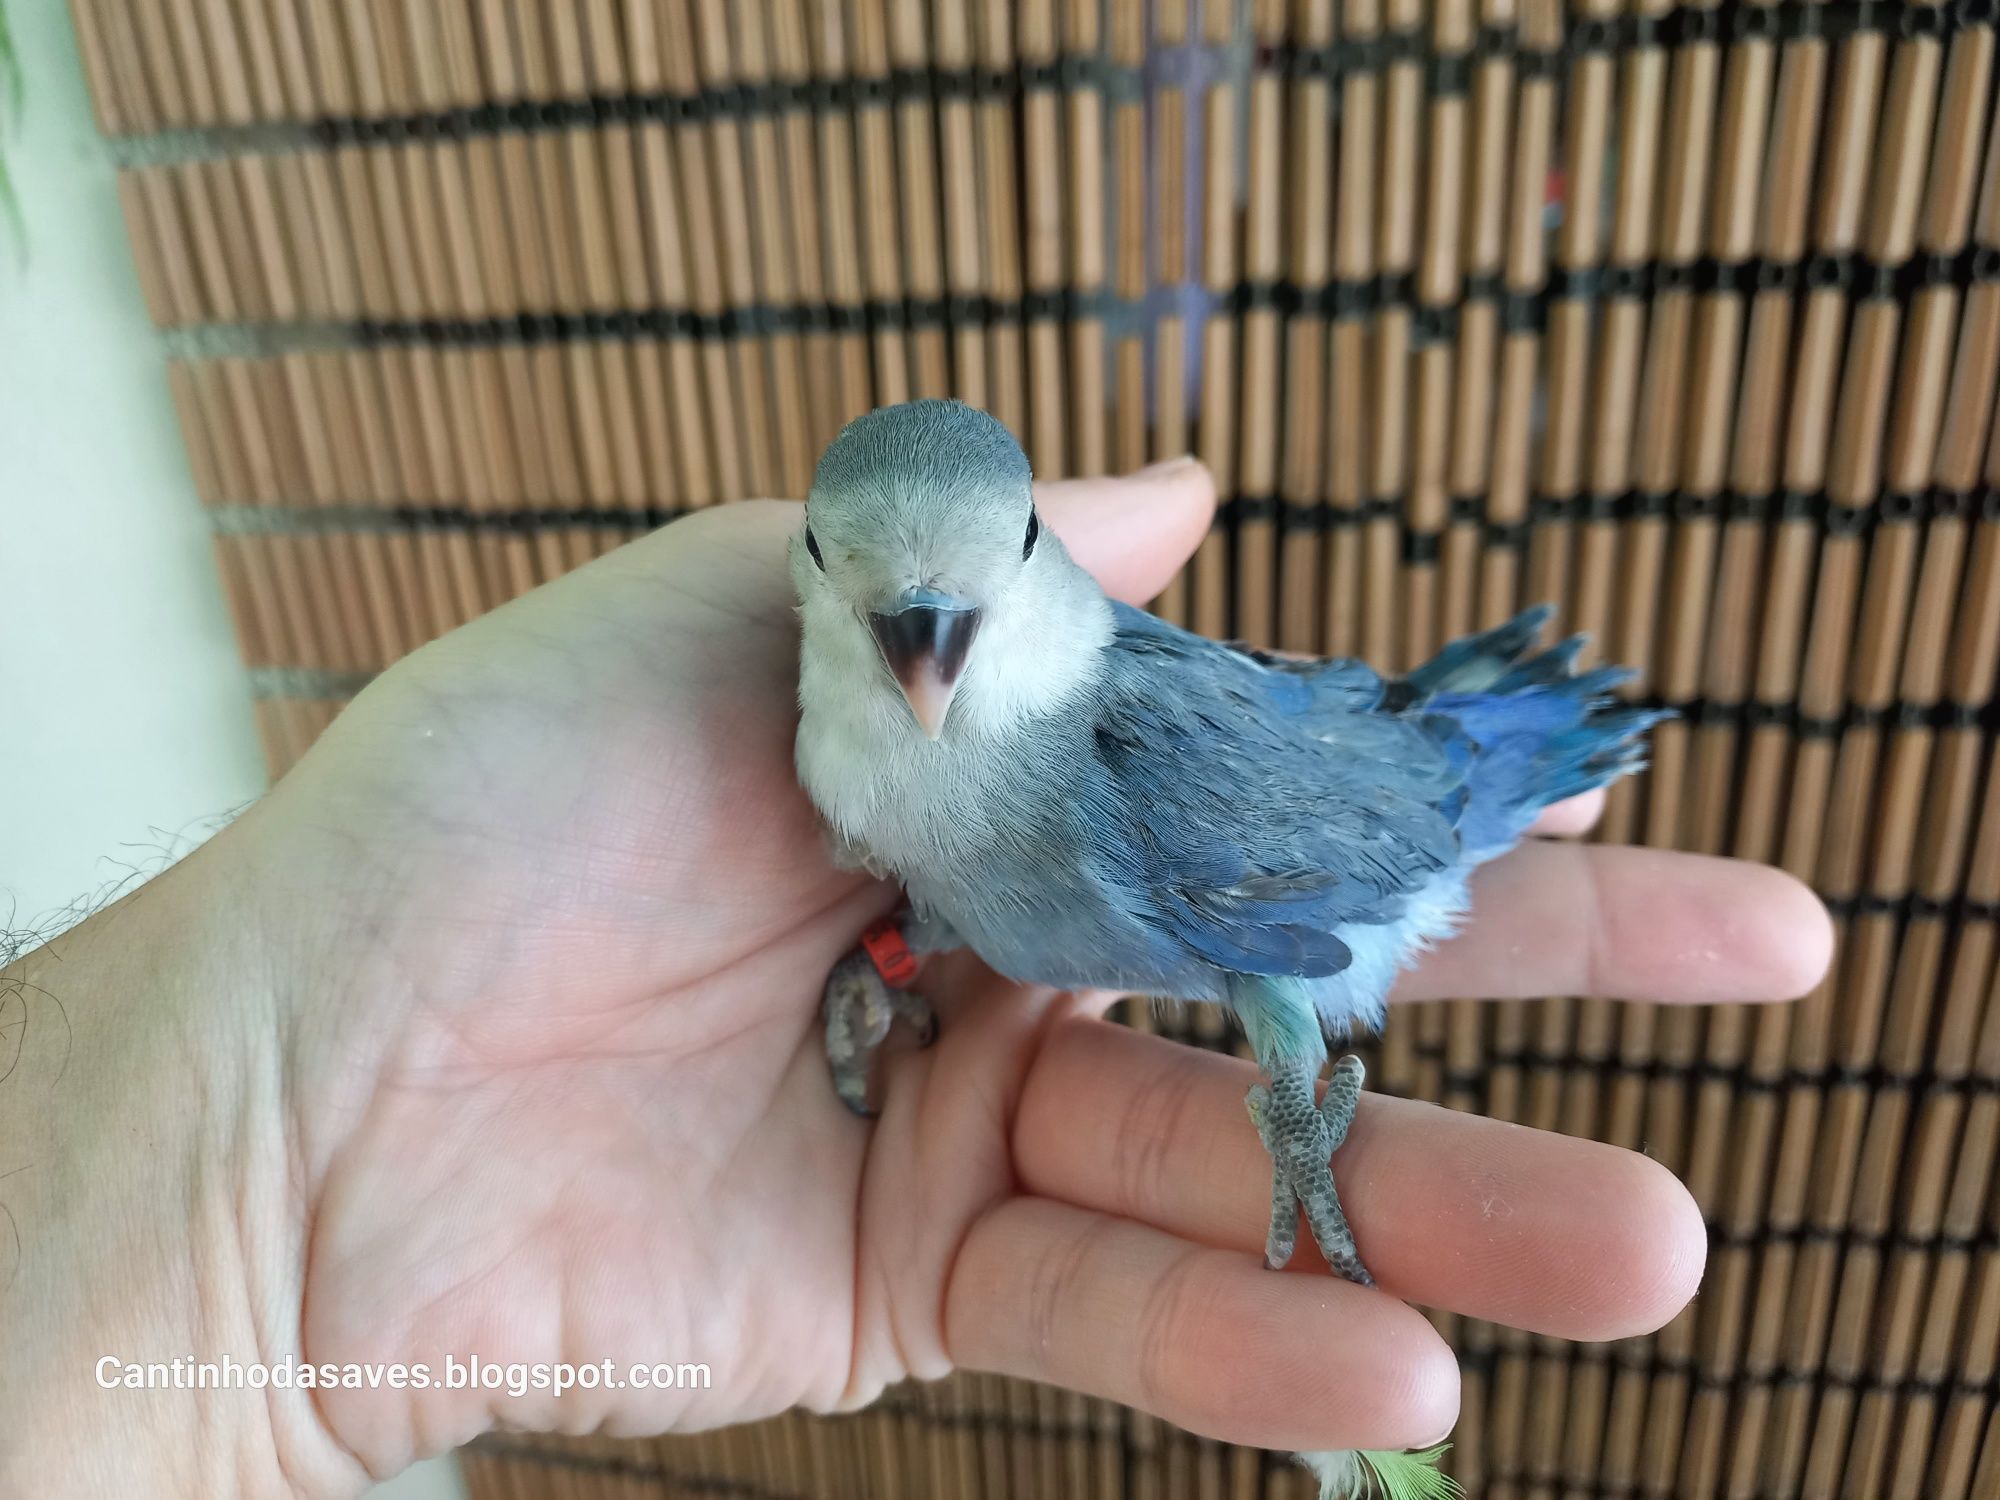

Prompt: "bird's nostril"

[888,585,977,618]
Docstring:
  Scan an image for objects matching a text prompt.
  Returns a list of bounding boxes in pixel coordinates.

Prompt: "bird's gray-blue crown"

[805,400,1034,603]
[800,400,1045,739]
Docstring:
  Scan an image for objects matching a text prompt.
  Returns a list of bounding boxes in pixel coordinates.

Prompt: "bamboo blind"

[67,0,2000,1494]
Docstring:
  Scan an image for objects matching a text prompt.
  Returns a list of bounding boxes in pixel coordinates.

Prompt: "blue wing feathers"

[1399,604,1554,695]
[1091,603,1663,987]
[1414,614,1670,856]
[1495,634,1588,689]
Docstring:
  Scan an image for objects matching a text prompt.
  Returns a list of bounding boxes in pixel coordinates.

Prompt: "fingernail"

[1134,454,1199,478]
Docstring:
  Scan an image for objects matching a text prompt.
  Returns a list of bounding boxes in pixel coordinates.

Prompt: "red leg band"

[861,916,921,988]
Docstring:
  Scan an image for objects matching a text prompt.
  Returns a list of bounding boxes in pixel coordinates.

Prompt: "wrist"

[0,847,368,1498]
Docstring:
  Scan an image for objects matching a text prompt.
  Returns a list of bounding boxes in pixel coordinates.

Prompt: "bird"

[791,399,1666,1498]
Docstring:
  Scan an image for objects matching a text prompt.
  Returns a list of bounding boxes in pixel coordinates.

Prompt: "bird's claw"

[1246,1054,1372,1286]
[822,949,935,1116]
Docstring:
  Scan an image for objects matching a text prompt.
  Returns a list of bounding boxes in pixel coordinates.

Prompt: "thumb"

[1034,458,1216,606]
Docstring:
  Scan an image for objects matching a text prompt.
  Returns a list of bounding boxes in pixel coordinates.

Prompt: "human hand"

[2,462,1831,1496]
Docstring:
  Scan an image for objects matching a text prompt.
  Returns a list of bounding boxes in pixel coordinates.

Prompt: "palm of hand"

[220,475,1827,1479]
[244,503,1045,1468]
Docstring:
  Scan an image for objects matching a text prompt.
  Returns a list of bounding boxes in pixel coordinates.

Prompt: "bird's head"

[793,400,1102,741]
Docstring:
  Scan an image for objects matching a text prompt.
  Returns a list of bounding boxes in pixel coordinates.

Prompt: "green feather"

[1299,1445,1461,1500]
[1354,1446,1461,1500]
[0,0,18,119]
[0,0,20,262]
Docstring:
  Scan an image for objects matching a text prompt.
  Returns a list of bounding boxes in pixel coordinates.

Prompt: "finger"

[1037,458,1217,606]
[1013,1021,1707,1342]
[945,1196,1458,1452]
[1395,841,1833,1005]
[1525,787,1603,837]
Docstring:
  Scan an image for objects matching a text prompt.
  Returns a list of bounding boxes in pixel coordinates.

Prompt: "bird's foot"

[822,947,934,1116]
[1246,1054,1372,1285]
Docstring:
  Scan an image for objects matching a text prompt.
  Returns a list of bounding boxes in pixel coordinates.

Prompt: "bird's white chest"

[795,668,1002,875]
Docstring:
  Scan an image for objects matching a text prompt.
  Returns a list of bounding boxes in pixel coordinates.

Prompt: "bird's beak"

[868,588,982,740]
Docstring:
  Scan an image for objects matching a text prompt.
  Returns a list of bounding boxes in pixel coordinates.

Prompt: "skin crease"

[0,461,1834,1495]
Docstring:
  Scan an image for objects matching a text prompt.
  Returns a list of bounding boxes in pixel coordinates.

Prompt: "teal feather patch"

[1298,1445,1461,1500]
[1353,1446,1461,1500]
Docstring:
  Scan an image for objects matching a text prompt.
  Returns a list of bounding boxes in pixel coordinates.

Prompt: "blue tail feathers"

[1403,607,1670,860]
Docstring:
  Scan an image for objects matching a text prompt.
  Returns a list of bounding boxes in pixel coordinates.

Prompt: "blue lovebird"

[792,401,1665,1494]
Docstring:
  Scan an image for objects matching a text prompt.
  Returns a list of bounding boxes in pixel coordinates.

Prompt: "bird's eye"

[804,525,826,571]
[1022,509,1040,560]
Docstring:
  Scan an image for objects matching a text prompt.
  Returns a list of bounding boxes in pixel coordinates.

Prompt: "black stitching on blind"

[1695,258,1745,294]
[1500,289,1547,332]
[264,6,1977,155]
[1918,252,1961,289]
[1462,270,1503,302]
[1881,489,1928,523]
[1756,260,1801,294]
[1930,484,1977,520]
[1350,35,1390,74]
[1731,3,1784,42]
[1901,3,1950,37]
[1286,44,1334,80]
[1653,261,1698,294]
[1326,279,1374,319]
[1550,265,1602,300]
[1603,263,1648,299]
[1228,494,1279,526]
[1412,304,1459,345]
[1676,5,1725,44]
[1860,260,1901,301]
[1474,21,1519,59]
[1428,51,1473,94]
[1233,280,1289,314]
[1516,45,1564,80]
[1571,16,1621,52]
[1380,27,1427,67]
[1804,253,1852,292]
[1429,1048,2000,1104]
